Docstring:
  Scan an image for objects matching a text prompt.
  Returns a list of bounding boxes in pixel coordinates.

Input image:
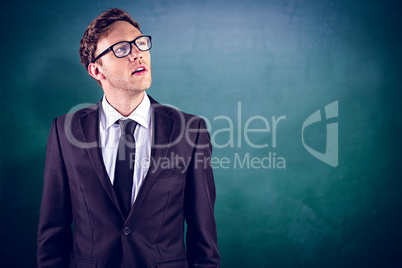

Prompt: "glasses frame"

[92,35,152,63]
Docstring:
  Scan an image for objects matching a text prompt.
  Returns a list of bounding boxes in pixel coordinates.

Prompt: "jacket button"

[123,227,132,236]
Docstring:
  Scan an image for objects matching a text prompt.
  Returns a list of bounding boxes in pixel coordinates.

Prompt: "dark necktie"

[114,119,137,218]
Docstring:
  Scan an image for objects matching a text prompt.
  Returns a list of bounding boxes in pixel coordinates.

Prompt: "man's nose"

[128,44,142,62]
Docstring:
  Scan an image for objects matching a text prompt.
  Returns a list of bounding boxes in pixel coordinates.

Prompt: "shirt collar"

[100,92,151,131]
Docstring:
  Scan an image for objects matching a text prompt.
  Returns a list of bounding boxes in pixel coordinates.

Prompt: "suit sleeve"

[184,118,220,267]
[37,118,73,268]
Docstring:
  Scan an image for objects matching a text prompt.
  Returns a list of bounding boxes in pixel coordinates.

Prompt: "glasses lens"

[113,42,131,58]
[135,36,151,51]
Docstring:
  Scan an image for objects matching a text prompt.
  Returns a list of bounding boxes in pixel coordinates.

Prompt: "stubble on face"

[101,60,152,96]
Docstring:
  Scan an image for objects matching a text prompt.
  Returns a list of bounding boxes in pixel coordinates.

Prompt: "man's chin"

[136,80,152,92]
[128,84,151,96]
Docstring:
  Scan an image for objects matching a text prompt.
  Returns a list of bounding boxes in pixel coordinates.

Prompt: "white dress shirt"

[99,92,152,205]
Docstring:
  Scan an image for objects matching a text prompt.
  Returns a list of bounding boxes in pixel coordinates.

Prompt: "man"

[37,8,220,268]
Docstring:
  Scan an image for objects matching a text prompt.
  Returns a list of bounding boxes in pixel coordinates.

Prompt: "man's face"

[94,21,152,95]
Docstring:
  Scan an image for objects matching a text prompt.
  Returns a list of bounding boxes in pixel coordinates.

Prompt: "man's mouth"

[132,67,147,75]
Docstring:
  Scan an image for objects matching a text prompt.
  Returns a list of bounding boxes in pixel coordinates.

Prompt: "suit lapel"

[132,98,175,212]
[78,102,123,216]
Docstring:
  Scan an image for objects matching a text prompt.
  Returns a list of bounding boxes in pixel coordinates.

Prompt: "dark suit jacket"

[37,96,220,268]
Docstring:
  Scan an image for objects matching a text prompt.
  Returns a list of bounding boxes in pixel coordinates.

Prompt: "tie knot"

[118,119,137,135]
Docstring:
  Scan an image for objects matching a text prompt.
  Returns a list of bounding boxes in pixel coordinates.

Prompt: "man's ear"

[88,63,105,81]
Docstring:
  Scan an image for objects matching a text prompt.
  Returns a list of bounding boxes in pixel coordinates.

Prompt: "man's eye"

[114,45,129,55]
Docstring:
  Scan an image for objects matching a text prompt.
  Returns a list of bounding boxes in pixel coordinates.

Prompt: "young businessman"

[37,8,220,268]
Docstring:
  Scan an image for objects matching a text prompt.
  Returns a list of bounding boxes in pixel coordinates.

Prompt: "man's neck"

[104,91,145,117]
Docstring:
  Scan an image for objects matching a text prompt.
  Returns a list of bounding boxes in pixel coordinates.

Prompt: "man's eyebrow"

[116,35,143,43]
[132,34,144,40]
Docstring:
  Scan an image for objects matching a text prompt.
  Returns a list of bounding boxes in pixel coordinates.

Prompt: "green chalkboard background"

[1,0,401,267]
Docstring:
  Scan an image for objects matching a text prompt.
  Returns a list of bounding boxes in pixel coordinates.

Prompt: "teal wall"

[1,0,401,267]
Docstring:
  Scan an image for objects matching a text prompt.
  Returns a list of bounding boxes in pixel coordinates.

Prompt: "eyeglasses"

[92,35,152,63]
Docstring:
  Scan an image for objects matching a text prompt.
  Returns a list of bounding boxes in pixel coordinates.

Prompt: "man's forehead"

[106,21,141,40]
[97,21,141,50]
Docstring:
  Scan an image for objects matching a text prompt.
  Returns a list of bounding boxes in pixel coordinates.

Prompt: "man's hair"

[79,8,141,72]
